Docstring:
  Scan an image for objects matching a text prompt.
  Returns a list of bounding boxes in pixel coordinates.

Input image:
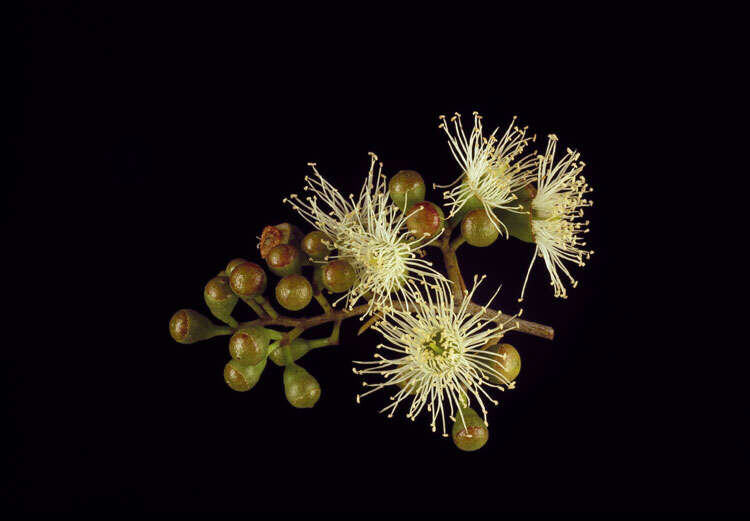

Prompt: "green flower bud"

[259,223,304,258]
[301,231,332,260]
[275,274,313,311]
[266,244,302,277]
[451,407,489,452]
[406,201,444,239]
[321,260,356,293]
[229,326,270,365]
[224,358,267,392]
[229,262,268,297]
[283,363,321,408]
[204,276,239,328]
[169,309,233,344]
[461,209,499,247]
[225,258,248,278]
[389,169,426,211]
[486,343,521,384]
[268,338,313,366]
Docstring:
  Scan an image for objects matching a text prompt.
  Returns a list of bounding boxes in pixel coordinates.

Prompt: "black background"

[5,3,745,520]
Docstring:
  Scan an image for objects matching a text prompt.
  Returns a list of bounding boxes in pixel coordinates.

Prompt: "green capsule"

[283,363,321,408]
[268,338,312,366]
[321,260,356,293]
[406,201,444,239]
[301,231,332,260]
[486,343,521,384]
[389,170,426,211]
[266,244,303,277]
[451,407,489,452]
[275,274,313,311]
[229,262,268,297]
[224,358,267,392]
[228,326,269,365]
[169,309,233,344]
[461,209,499,247]
[204,276,239,328]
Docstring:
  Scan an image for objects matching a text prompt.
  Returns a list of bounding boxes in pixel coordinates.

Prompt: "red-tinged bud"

[224,358,267,392]
[266,244,303,277]
[301,231,332,260]
[275,274,313,311]
[389,170,426,211]
[229,262,268,297]
[321,260,356,293]
[169,309,233,344]
[452,407,489,451]
[406,201,444,239]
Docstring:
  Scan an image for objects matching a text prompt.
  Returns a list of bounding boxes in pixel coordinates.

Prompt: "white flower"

[283,152,448,314]
[353,276,519,436]
[521,134,594,300]
[437,111,538,236]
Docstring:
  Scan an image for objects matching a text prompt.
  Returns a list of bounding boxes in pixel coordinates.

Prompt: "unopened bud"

[225,258,248,278]
[451,407,489,451]
[486,343,521,384]
[406,201,444,239]
[268,338,311,366]
[389,170,426,211]
[266,244,303,277]
[204,276,239,328]
[229,262,268,297]
[224,358,267,392]
[321,260,356,293]
[169,309,233,344]
[301,231,332,260]
[283,363,321,408]
[461,209,499,247]
[229,326,270,365]
[275,274,313,311]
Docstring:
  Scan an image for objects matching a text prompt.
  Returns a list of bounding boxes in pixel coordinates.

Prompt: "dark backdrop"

[5,3,745,520]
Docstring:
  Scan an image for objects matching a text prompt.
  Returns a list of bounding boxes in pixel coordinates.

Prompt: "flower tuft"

[521,135,594,300]
[353,276,519,436]
[284,153,448,314]
[437,111,538,236]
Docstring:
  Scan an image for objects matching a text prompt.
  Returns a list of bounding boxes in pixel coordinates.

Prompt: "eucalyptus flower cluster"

[168,110,594,451]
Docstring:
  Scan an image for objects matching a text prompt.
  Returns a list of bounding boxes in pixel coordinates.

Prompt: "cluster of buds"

[169,111,594,451]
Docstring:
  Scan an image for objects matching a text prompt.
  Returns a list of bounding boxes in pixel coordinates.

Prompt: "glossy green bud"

[321,260,356,293]
[169,309,233,344]
[389,170,426,211]
[225,258,248,278]
[268,338,312,366]
[406,201,444,239]
[451,407,489,452]
[224,358,267,392]
[486,343,521,384]
[228,326,269,365]
[283,363,321,408]
[259,223,304,258]
[301,231,332,260]
[461,209,499,247]
[275,274,313,311]
[229,262,268,297]
[204,276,239,328]
[266,244,302,277]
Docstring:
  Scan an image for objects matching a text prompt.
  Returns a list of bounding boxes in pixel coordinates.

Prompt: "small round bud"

[283,363,321,408]
[225,258,248,277]
[268,338,311,366]
[229,326,270,365]
[406,201,444,239]
[389,170,426,211]
[321,260,356,293]
[275,274,313,311]
[229,262,268,297]
[452,407,489,452]
[486,343,521,384]
[169,309,231,344]
[259,223,304,258]
[204,276,239,328]
[301,231,332,260]
[224,358,267,392]
[461,209,500,247]
[266,244,302,277]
